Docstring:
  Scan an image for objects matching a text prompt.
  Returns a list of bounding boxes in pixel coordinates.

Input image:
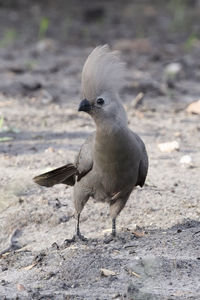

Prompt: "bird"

[33,45,148,241]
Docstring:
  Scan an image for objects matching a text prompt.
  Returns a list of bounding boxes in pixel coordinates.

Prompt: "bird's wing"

[137,148,148,187]
[75,132,95,181]
[131,132,148,187]
[33,133,95,187]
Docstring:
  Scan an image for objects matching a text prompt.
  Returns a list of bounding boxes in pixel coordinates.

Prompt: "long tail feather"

[33,163,77,187]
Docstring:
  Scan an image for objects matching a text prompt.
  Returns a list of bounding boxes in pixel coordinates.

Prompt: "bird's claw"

[76,233,88,242]
[103,235,115,244]
[64,233,88,245]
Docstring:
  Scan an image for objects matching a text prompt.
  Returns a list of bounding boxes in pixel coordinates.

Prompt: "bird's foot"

[64,233,88,245]
[103,233,116,244]
[76,233,88,242]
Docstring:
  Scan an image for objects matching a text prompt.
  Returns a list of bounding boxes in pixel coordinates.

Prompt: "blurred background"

[1,0,200,47]
[0,0,200,108]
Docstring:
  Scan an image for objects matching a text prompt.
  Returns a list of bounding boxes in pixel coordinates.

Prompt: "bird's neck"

[94,121,131,168]
[96,119,125,137]
[95,102,128,134]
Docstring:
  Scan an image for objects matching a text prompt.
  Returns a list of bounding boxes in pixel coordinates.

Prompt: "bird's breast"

[93,130,140,193]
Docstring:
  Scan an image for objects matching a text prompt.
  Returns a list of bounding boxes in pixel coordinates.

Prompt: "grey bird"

[33,45,148,240]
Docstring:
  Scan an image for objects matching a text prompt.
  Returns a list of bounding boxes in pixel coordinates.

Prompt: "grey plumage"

[81,45,125,100]
[33,45,148,239]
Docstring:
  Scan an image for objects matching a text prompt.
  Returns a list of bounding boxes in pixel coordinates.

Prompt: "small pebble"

[180,155,192,164]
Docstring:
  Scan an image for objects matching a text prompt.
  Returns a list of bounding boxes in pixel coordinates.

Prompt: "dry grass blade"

[133,92,144,109]
[20,262,37,270]
[125,267,141,278]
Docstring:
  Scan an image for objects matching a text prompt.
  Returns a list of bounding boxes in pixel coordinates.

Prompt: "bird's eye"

[96,98,104,105]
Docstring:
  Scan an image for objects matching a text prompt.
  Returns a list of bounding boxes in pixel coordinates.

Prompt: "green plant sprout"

[38,17,50,39]
[0,116,14,142]
[0,28,17,48]
[0,115,4,130]
[184,33,199,50]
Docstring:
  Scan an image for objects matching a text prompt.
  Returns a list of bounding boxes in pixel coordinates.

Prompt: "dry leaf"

[186,100,200,114]
[17,283,26,291]
[100,268,116,277]
[132,231,145,238]
[158,141,179,153]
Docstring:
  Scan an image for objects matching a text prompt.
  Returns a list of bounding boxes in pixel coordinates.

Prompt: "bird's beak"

[78,99,91,112]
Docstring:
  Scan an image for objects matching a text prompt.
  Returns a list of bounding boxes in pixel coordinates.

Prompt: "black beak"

[78,99,91,112]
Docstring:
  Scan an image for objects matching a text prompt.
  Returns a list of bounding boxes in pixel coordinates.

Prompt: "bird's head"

[78,45,127,128]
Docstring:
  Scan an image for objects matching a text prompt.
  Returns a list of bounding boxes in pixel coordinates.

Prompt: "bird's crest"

[81,45,125,100]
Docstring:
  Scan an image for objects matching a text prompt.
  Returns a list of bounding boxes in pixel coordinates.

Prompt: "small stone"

[158,141,179,153]
[45,147,55,153]
[1,280,7,286]
[180,155,192,164]
[100,268,116,277]
[165,62,183,79]
[39,89,54,104]
[59,215,70,223]
[35,39,56,53]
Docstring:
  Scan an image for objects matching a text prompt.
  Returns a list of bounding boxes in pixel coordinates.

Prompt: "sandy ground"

[0,1,200,299]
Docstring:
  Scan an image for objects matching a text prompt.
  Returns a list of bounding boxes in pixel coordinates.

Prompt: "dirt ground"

[0,1,200,299]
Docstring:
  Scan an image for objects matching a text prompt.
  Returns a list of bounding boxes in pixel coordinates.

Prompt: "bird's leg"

[64,213,87,244]
[75,213,87,241]
[76,213,81,236]
[112,218,116,237]
[103,218,117,244]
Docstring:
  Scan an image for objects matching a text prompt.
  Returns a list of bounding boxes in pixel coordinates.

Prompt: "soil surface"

[0,1,200,299]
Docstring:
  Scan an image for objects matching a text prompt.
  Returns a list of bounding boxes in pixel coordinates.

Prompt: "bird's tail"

[33,163,77,187]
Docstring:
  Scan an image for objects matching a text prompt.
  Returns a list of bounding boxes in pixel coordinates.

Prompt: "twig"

[125,267,141,278]
[132,92,144,109]
[193,231,200,236]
